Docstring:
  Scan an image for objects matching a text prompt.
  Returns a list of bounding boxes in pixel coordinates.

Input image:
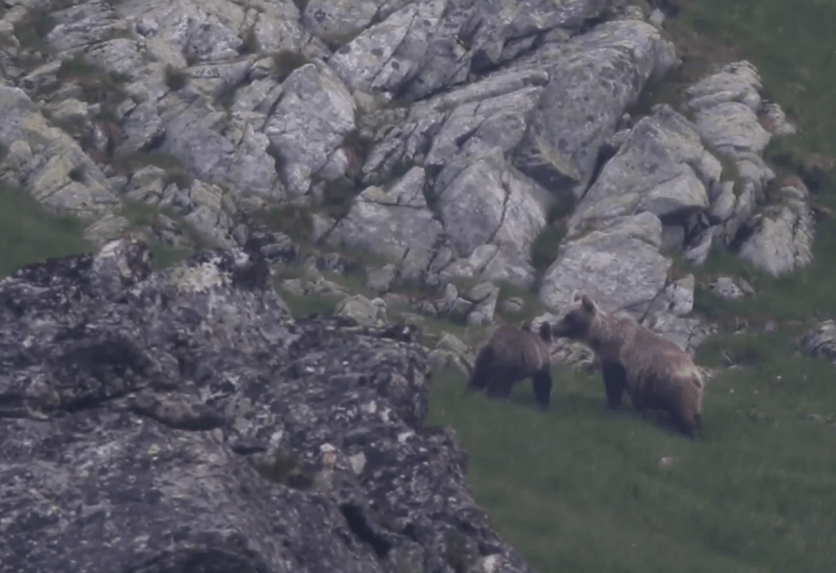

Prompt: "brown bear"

[551,292,704,438]
[466,319,553,409]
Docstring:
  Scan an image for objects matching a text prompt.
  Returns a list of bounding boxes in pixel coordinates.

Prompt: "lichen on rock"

[0,238,537,573]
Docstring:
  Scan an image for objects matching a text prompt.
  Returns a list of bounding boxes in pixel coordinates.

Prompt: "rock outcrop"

[0,0,820,360]
[801,320,836,364]
[0,238,535,573]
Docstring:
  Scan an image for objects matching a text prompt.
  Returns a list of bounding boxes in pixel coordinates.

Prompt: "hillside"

[1,0,836,572]
[424,2,836,571]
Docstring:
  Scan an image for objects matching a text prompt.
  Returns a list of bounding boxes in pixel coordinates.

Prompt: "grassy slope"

[428,334,836,573]
[425,2,836,572]
[0,183,93,278]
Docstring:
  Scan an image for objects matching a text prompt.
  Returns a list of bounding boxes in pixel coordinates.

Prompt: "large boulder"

[0,239,536,573]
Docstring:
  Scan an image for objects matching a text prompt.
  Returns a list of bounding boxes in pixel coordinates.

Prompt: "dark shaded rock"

[0,239,534,573]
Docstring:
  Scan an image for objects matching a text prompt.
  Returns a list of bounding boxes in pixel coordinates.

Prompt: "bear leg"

[466,348,494,393]
[601,361,626,409]
[531,370,552,410]
[485,368,515,400]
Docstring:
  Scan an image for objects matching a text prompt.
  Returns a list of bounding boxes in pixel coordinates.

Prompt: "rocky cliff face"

[0,238,535,573]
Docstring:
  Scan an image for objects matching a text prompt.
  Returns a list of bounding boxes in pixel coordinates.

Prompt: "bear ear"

[572,290,583,304]
[581,294,597,313]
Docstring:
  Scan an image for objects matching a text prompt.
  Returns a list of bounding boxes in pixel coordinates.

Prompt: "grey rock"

[708,181,737,224]
[365,263,400,293]
[328,0,448,95]
[465,282,500,327]
[709,276,755,300]
[264,63,357,197]
[540,211,672,317]
[424,83,545,170]
[328,0,614,102]
[335,294,388,326]
[280,273,352,299]
[681,226,718,266]
[760,101,797,137]
[302,0,403,47]
[800,320,836,364]
[642,313,717,357]
[427,332,475,379]
[686,68,776,198]
[648,9,665,29]
[361,65,549,190]
[663,274,695,317]
[661,225,685,251]
[513,20,677,195]
[736,178,815,276]
[0,238,537,573]
[436,147,547,262]
[326,166,444,282]
[0,85,119,221]
[499,296,525,315]
[570,104,719,232]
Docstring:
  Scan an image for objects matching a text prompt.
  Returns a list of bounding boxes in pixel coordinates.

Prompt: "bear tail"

[467,345,494,393]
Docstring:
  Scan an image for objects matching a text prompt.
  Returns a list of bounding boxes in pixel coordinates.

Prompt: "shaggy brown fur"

[551,292,705,438]
[466,320,553,409]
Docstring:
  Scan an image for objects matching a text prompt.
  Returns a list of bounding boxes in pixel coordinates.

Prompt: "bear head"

[551,291,600,341]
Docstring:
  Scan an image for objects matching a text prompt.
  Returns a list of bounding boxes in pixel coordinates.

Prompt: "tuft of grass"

[319,176,360,221]
[275,290,339,317]
[146,240,192,271]
[163,64,189,91]
[0,183,93,279]
[272,49,311,82]
[13,8,56,53]
[56,55,130,109]
[118,198,213,266]
[249,451,313,490]
[265,142,287,179]
[112,150,193,190]
[238,27,260,55]
[251,204,315,243]
[428,346,836,573]
[530,227,566,274]
[343,129,375,180]
[624,72,686,118]
[215,81,241,110]
[68,165,86,183]
[530,194,576,273]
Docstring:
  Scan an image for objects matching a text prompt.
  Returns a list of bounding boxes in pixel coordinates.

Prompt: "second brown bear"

[466,320,553,409]
[551,292,705,438]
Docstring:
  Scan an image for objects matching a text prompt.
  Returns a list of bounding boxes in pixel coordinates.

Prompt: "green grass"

[0,183,93,278]
[677,0,836,165]
[427,330,836,573]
